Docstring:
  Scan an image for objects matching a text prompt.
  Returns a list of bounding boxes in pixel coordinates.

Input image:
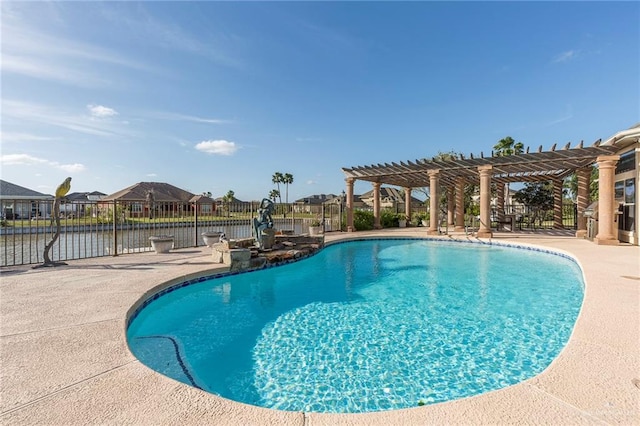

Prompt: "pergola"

[342,140,622,245]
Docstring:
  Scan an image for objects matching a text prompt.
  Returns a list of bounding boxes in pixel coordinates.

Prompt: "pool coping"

[1,229,639,425]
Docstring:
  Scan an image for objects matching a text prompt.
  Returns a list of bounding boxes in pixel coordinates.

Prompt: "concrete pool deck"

[1,229,638,425]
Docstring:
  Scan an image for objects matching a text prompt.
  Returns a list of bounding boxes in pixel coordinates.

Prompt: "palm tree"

[493,137,524,209]
[269,189,280,202]
[271,172,284,203]
[282,173,294,204]
[493,136,524,157]
[222,190,235,217]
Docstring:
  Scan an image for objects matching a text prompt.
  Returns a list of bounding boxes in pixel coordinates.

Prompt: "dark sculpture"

[253,198,275,250]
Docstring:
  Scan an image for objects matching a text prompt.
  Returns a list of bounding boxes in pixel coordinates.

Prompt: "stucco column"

[427,170,440,235]
[345,178,355,232]
[446,187,454,227]
[454,176,465,232]
[373,182,382,230]
[477,165,493,238]
[575,167,590,238]
[404,187,412,223]
[595,155,620,245]
[496,182,505,222]
[553,178,564,229]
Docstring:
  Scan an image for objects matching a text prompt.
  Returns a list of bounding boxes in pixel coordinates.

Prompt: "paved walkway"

[1,229,638,425]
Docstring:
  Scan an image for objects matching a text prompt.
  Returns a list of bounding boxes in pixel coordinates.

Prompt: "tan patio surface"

[1,229,638,425]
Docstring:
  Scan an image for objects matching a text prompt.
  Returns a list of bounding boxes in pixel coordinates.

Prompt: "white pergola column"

[404,187,412,223]
[595,155,620,245]
[477,165,493,238]
[373,182,382,230]
[575,167,591,238]
[454,176,465,232]
[427,170,440,235]
[345,178,355,232]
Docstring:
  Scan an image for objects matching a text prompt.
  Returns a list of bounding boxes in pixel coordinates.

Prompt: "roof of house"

[0,180,53,199]
[213,196,246,204]
[102,182,196,202]
[190,194,216,204]
[295,194,340,205]
[602,123,640,151]
[66,191,107,202]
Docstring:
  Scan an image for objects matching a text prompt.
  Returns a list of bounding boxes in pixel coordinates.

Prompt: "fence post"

[112,200,118,257]
[194,202,198,247]
[291,202,295,232]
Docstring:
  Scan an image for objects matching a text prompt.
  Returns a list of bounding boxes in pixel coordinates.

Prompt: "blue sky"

[1,1,638,201]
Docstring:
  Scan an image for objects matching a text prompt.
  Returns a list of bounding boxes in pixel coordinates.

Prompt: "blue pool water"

[126,239,584,413]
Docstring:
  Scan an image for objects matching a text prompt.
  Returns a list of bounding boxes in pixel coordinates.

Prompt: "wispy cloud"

[147,111,231,125]
[296,137,323,143]
[195,140,238,156]
[98,3,243,69]
[296,19,362,52]
[58,163,86,173]
[146,173,158,177]
[1,5,150,87]
[552,50,580,63]
[1,153,86,173]
[546,105,573,126]
[2,54,111,87]
[0,132,59,143]
[88,104,119,118]
[3,100,129,137]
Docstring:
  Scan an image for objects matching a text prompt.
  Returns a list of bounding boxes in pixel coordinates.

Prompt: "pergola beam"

[342,144,617,189]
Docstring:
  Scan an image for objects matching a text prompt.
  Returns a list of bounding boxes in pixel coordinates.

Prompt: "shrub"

[353,210,374,231]
[380,210,399,228]
[412,212,428,226]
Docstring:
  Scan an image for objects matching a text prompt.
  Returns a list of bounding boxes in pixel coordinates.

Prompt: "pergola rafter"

[341,139,627,243]
[348,125,639,244]
[343,142,618,189]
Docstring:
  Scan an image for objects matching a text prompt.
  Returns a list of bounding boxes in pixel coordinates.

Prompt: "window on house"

[615,150,635,174]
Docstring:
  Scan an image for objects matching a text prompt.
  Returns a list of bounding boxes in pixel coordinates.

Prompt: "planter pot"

[309,226,323,236]
[421,220,429,227]
[149,236,174,253]
[202,231,223,247]
[398,219,407,228]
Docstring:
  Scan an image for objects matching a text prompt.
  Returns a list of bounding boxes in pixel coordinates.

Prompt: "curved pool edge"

[125,239,328,331]
[3,229,636,425]
[125,233,585,340]
[125,232,592,418]
[126,235,584,414]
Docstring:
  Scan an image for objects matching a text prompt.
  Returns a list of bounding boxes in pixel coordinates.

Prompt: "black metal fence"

[378,202,577,230]
[0,200,343,267]
[0,198,577,267]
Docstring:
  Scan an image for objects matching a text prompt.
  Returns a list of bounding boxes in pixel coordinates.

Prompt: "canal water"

[0,219,337,267]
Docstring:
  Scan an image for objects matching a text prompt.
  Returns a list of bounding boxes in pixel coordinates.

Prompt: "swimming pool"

[126,238,584,413]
